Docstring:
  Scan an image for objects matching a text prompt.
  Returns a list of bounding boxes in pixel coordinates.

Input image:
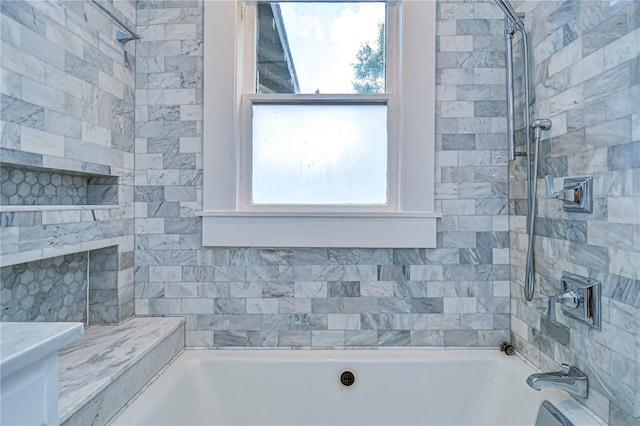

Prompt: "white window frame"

[201,0,439,248]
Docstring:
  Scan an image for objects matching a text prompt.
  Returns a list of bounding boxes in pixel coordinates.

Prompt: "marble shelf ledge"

[0,322,84,379]
[0,205,118,212]
[0,235,128,267]
[58,316,185,425]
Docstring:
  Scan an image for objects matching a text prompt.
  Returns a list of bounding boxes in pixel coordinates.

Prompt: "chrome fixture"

[495,0,529,161]
[91,0,140,45]
[494,0,525,30]
[535,401,574,426]
[548,290,580,312]
[504,18,518,160]
[548,272,601,330]
[527,364,588,399]
[116,29,139,45]
[495,0,542,302]
[523,119,551,301]
[545,176,593,213]
[498,2,525,162]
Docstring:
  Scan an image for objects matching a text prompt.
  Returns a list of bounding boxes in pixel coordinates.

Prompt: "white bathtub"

[110,350,604,426]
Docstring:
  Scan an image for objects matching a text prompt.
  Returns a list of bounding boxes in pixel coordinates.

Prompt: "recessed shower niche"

[0,246,120,325]
[0,163,118,206]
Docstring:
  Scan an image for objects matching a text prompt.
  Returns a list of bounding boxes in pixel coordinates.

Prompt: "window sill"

[199,211,441,248]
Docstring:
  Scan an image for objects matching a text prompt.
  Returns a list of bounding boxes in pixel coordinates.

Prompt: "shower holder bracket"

[554,272,601,330]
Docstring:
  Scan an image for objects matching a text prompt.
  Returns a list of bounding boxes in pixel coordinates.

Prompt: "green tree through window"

[351,22,385,94]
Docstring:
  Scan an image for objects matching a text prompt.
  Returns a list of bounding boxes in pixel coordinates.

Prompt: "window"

[251,102,388,205]
[202,0,438,248]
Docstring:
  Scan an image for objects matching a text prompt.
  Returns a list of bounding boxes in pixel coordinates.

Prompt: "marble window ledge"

[0,205,119,212]
[0,236,127,268]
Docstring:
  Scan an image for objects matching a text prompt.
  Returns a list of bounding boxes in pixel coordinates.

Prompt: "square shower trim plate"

[560,272,601,330]
[562,177,593,213]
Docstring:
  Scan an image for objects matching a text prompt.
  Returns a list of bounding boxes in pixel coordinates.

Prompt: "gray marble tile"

[378,297,412,314]
[392,249,426,265]
[278,331,311,347]
[260,249,295,265]
[608,141,640,171]
[540,317,570,346]
[213,298,245,314]
[343,297,378,314]
[213,330,248,347]
[1,1,46,36]
[474,101,506,117]
[195,314,229,330]
[360,313,394,331]
[311,330,344,348]
[328,281,360,297]
[442,134,475,150]
[1,95,45,128]
[377,265,409,280]
[410,330,444,347]
[393,281,428,297]
[292,248,328,265]
[410,298,444,314]
[534,218,588,242]
[344,330,377,346]
[247,330,278,347]
[582,11,628,56]
[569,243,609,270]
[377,331,410,346]
[443,330,478,347]
[311,298,344,314]
[585,62,630,102]
[262,281,295,298]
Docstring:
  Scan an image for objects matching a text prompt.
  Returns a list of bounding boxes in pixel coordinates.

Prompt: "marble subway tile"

[443,330,478,347]
[310,330,344,347]
[328,314,360,330]
[276,331,310,347]
[294,281,327,298]
[278,298,311,314]
[213,331,248,347]
[377,330,410,346]
[410,330,444,346]
[328,281,360,297]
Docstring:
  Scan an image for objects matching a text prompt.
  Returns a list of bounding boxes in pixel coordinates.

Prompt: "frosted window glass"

[252,104,388,205]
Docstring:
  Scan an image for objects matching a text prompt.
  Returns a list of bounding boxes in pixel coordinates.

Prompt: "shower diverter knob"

[544,176,593,213]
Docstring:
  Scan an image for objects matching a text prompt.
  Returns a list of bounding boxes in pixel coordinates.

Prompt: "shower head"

[494,0,525,31]
[116,29,139,45]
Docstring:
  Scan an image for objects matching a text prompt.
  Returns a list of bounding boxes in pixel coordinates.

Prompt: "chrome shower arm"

[495,0,525,31]
[91,0,139,44]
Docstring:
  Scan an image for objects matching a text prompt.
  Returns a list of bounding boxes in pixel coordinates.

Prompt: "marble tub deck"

[58,317,185,425]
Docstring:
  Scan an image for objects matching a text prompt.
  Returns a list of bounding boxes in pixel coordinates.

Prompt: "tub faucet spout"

[526,364,588,398]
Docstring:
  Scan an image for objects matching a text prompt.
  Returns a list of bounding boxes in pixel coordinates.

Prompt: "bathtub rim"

[108,348,608,426]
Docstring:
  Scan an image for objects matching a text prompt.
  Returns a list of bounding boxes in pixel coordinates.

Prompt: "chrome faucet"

[526,364,588,398]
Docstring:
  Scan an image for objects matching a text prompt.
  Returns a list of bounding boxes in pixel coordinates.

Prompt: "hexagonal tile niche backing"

[0,164,118,205]
[0,253,88,323]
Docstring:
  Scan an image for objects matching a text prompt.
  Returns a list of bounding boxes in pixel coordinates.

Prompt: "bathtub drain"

[340,370,355,387]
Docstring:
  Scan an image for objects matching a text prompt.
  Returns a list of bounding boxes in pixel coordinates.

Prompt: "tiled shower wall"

[1,252,88,323]
[0,0,136,323]
[508,1,640,424]
[134,0,513,348]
